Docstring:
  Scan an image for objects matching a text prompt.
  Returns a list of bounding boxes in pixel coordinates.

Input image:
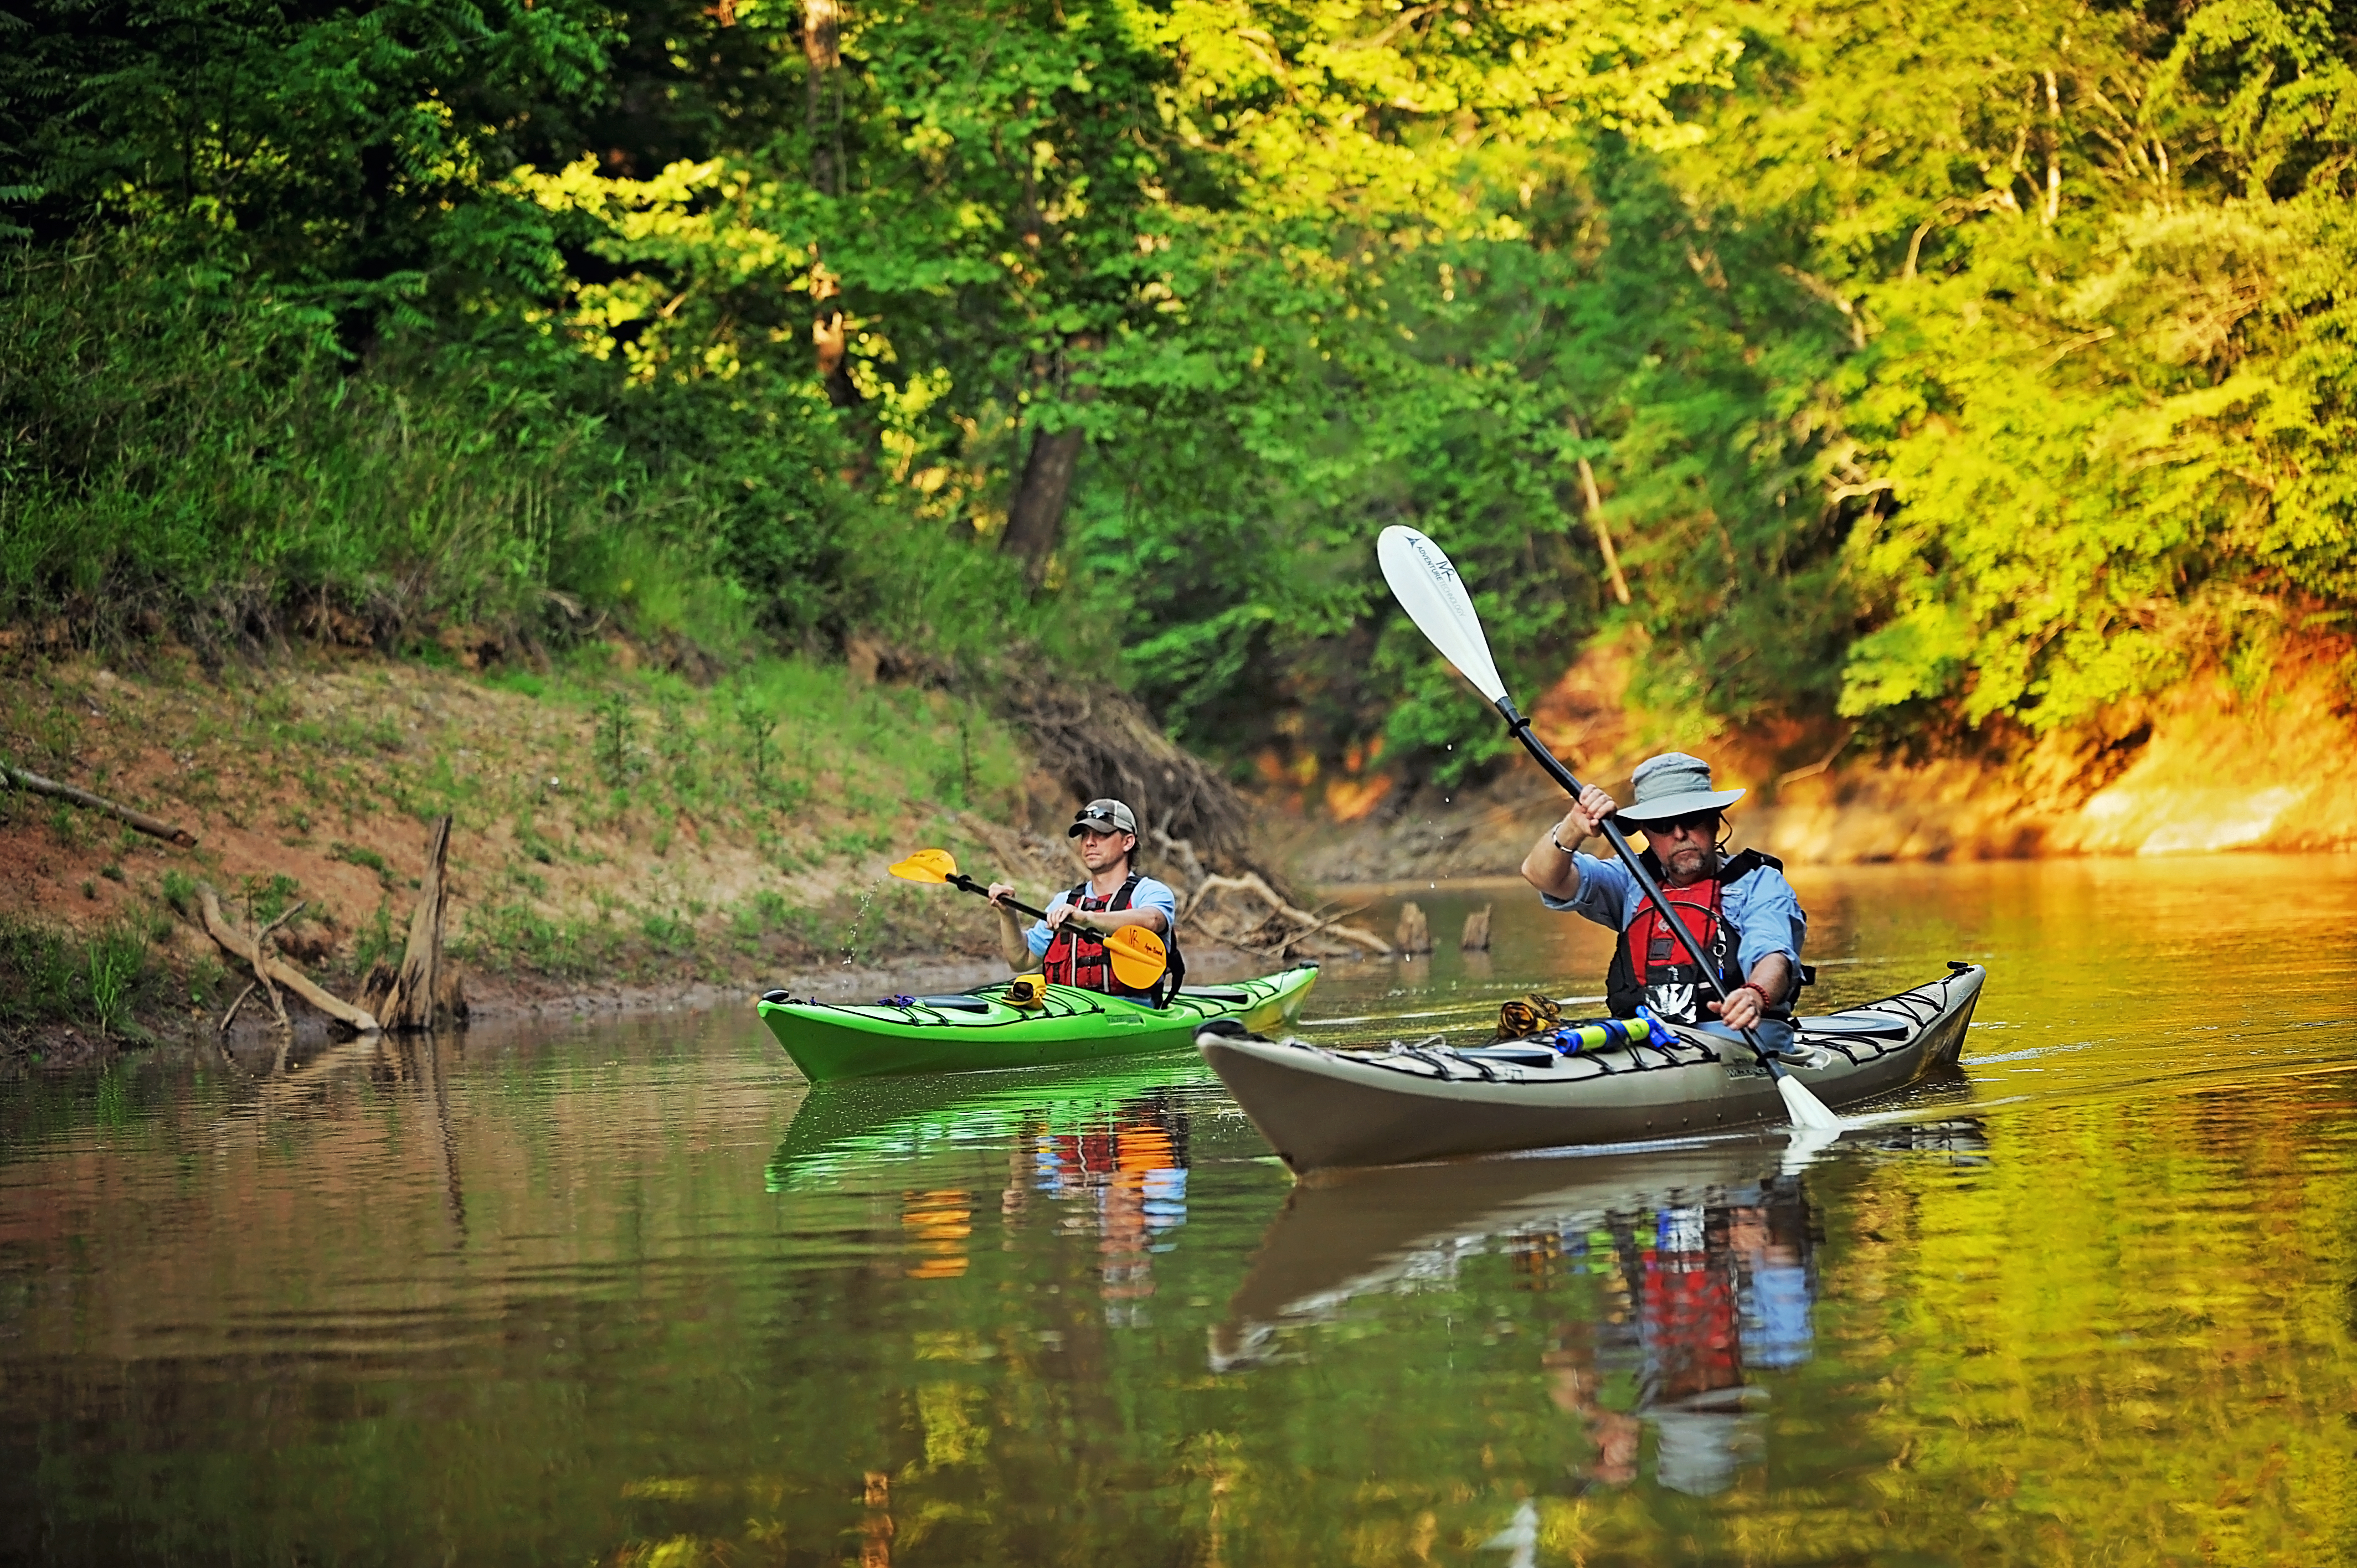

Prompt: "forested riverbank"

[6,0,2355,1049]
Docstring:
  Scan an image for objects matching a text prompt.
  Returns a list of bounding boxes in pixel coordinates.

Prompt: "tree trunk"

[358,814,466,1031]
[999,424,1087,588]
[999,337,1099,589]
[802,0,860,408]
[803,0,841,195]
[2,764,195,845]
[810,260,860,409]
[1568,414,1632,606]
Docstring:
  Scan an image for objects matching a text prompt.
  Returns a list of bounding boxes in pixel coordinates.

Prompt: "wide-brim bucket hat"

[1613,752,1746,824]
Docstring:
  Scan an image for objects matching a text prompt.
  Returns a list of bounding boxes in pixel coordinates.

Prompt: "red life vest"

[1605,850,1780,1024]
[1042,875,1147,997]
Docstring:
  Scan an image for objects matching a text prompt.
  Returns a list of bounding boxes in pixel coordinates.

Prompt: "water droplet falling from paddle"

[840,877,881,969]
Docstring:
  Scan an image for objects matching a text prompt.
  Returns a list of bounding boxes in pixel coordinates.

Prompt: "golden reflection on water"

[0,857,2353,1564]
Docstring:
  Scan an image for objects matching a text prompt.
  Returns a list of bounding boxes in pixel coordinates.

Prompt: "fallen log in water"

[197,886,379,1034]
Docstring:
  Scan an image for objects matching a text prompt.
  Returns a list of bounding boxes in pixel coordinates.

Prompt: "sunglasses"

[1646,811,1722,839]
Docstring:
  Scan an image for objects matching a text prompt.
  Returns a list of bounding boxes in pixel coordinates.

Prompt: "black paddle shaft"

[1495,695,1791,1080]
[944,871,1048,922]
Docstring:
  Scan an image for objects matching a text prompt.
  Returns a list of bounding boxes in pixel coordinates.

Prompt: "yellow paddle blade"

[888,848,959,885]
[1104,925,1169,992]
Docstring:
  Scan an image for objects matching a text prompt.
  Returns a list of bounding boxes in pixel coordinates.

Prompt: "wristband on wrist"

[1551,830,1581,855]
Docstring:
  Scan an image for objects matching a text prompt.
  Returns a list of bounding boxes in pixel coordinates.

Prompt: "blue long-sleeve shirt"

[1541,851,1807,979]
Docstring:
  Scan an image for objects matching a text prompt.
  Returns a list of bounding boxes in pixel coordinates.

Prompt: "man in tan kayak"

[1520,752,1807,1051]
[987,798,1179,999]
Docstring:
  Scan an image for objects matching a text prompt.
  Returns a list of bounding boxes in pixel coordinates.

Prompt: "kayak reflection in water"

[1520,752,1810,1055]
[1542,1175,1817,1495]
[987,797,1179,1000]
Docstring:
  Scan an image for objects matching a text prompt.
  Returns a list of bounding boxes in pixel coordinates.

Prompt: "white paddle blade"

[1377,525,1509,705]
[1778,1071,1844,1130]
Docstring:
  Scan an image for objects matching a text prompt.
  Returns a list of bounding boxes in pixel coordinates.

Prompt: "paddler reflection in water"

[1520,752,1808,1055]
[1545,1178,1817,1496]
[987,798,1179,999]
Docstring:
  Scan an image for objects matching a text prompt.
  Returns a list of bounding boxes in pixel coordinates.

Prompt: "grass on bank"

[3,643,1052,1047]
[0,911,169,1048]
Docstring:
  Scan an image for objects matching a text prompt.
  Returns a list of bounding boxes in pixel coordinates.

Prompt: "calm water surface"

[3,857,2355,1564]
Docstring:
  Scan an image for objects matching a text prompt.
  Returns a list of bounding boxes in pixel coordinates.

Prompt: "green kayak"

[758,966,1320,1083]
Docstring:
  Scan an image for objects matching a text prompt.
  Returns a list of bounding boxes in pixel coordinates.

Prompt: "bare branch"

[1,763,196,846]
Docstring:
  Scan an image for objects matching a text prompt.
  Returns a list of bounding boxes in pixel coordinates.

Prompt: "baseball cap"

[1068,798,1138,838]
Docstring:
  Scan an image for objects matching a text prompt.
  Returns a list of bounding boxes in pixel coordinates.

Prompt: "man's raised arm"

[1521,784,1619,901]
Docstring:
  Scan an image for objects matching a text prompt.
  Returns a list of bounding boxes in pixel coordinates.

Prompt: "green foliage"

[1692,0,2357,732]
[3,0,2350,772]
[239,874,301,929]
[456,900,617,978]
[0,912,154,1035]
[329,842,395,889]
[591,694,640,788]
[352,898,402,975]
[84,920,148,1036]
[159,869,198,916]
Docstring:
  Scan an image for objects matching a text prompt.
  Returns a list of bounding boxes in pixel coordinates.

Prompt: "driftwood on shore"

[954,811,1392,963]
[358,814,466,1031]
[198,885,380,1034]
[1181,873,1393,961]
[3,762,196,847]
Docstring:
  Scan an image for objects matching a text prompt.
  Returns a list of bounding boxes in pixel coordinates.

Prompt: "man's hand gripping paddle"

[889,848,1170,992]
[1376,525,1841,1132]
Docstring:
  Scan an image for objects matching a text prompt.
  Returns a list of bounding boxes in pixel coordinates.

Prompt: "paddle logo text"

[1404,535,1459,585]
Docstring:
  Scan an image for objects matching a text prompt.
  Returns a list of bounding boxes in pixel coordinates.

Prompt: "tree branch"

[198,885,379,1033]
[2,763,196,845]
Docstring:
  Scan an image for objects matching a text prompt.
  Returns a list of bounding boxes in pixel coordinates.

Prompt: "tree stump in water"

[359,814,467,1031]
[1460,905,1493,952]
[1394,901,1433,956]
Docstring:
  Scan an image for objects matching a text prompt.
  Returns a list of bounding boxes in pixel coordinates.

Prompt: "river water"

[3,857,2354,1564]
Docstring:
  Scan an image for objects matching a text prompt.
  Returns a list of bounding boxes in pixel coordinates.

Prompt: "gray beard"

[1661,846,1720,885]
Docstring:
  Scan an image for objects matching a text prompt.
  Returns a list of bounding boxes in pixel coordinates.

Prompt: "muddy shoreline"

[2,942,1318,1076]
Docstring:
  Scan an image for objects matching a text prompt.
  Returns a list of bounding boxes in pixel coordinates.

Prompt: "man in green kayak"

[987,798,1179,999]
[1519,752,1807,1053]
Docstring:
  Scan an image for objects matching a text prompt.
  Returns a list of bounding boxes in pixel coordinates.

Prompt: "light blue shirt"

[1541,852,1805,979]
[1026,875,1180,958]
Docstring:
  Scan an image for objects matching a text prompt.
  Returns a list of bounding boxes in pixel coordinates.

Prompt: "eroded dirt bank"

[0,649,1083,1067]
[0,648,1336,1070]
[1286,643,2357,883]
[11,638,2348,1068]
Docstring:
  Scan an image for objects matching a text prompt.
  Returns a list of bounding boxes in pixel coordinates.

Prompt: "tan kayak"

[1198,963,1985,1173]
